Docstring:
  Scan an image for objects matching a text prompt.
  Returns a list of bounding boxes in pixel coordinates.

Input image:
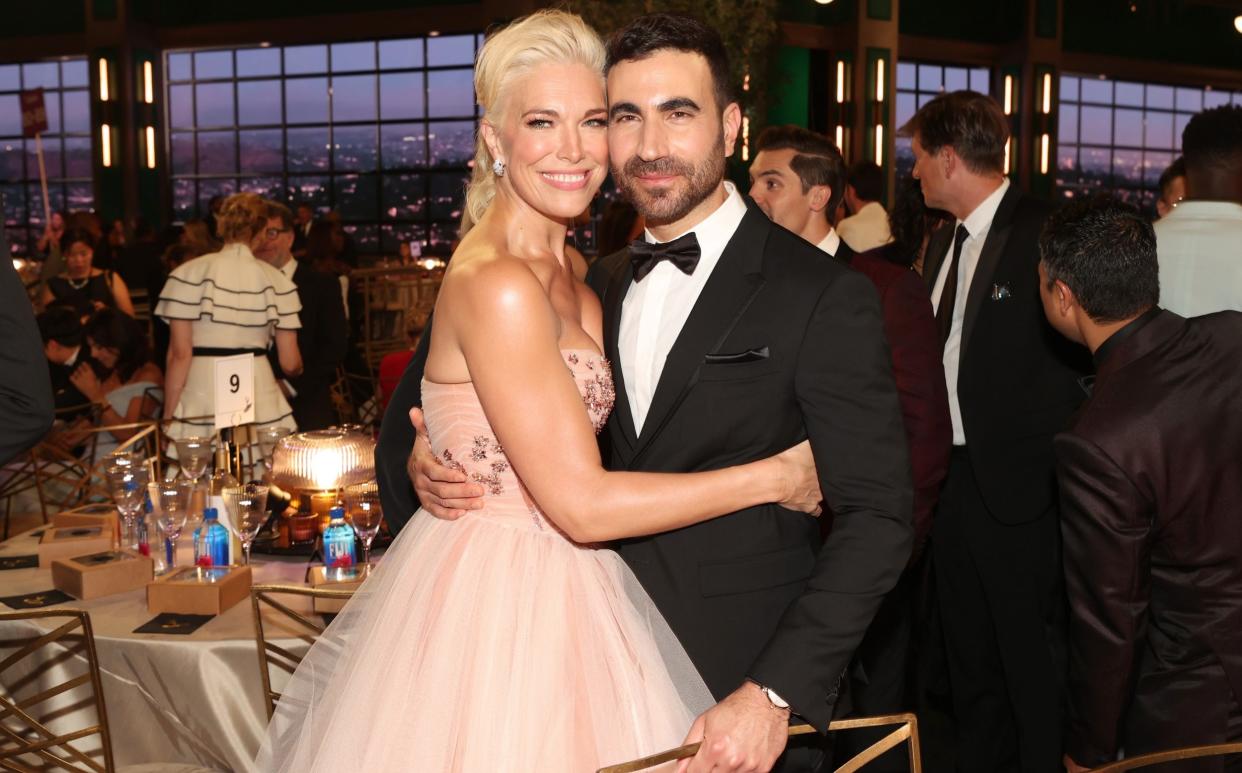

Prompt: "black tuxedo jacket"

[270,262,349,431]
[587,202,912,730]
[922,186,1088,524]
[0,258,52,465]
[1056,310,1242,764]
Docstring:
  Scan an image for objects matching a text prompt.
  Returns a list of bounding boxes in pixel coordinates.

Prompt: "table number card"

[214,353,255,429]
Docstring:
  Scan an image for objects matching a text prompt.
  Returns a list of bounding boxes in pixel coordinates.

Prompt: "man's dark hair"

[36,306,82,348]
[899,90,1008,175]
[846,161,884,203]
[296,201,313,213]
[1039,195,1159,323]
[266,201,295,231]
[887,175,949,265]
[605,13,735,113]
[61,227,96,252]
[1157,156,1185,200]
[1181,105,1242,173]
[754,125,846,217]
[84,307,150,383]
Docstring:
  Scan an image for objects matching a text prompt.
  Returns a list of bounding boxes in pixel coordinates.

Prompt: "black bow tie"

[629,233,701,282]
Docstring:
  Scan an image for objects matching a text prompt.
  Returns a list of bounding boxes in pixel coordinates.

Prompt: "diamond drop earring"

[492,159,506,177]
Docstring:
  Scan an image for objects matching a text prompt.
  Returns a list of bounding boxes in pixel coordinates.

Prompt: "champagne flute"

[149,479,193,571]
[222,483,270,566]
[255,425,290,478]
[343,482,383,576]
[106,463,149,551]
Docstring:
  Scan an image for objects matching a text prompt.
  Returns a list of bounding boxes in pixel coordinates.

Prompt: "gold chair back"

[31,421,161,522]
[596,713,922,773]
[1088,742,1242,771]
[249,583,356,720]
[0,609,114,772]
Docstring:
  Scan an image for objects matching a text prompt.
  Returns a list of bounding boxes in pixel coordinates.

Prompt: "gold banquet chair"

[249,584,357,720]
[597,713,922,773]
[0,609,212,772]
[1088,742,1242,771]
[31,420,161,522]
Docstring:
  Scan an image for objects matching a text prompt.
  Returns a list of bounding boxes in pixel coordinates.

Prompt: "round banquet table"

[0,524,353,772]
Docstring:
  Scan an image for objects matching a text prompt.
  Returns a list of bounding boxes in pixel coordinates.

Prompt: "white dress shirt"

[277,257,296,281]
[816,229,842,258]
[619,183,749,434]
[930,178,1010,446]
[1155,200,1242,317]
[837,201,892,253]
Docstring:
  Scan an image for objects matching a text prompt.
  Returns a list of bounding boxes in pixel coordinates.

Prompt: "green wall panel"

[767,45,811,128]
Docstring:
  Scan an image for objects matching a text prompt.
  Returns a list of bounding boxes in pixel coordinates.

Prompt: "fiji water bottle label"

[324,534,355,568]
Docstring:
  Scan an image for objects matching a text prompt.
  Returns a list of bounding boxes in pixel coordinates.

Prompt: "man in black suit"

[257,202,348,431]
[403,14,912,772]
[1039,197,1242,771]
[290,202,315,260]
[906,91,1089,771]
[1,255,53,465]
[35,306,99,419]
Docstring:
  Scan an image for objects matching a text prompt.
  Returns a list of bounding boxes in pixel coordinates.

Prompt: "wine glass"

[174,436,213,490]
[343,482,383,576]
[222,483,270,566]
[149,479,193,572]
[106,463,149,551]
[255,425,290,478]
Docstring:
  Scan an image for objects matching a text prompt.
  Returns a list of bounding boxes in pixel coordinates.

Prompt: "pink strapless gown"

[257,350,711,773]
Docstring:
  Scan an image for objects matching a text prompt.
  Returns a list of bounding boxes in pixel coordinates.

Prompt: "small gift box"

[37,526,115,568]
[306,565,365,614]
[52,550,153,600]
[146,564,253,616]
[52,506,119,535]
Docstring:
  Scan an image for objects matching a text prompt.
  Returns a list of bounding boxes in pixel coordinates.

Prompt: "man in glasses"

[255,201,348,431]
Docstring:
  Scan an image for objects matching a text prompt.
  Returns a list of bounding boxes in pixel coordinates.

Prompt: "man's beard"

[613,135,726,226]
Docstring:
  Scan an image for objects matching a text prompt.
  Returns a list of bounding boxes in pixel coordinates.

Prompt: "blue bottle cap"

[329,506,346,520]
[203,507,218,520]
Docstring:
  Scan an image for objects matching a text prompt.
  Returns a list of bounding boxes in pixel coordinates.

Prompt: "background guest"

[1156,104,1242,317]
[751,125,951,770]
[885,176,952,275]
[905,90,1089,772]
[256,202,348,431]
[291,201,315,259]
[1038,195,1242,771]
[156,192,302,442]
[40,228,135,320]
[36,210,67,281]
[1154,156,1185,220]
[115,218,167,300]
[0,255,53,466]
[179,219,219,257]
[36,306,99,417]
[839,160,893,252]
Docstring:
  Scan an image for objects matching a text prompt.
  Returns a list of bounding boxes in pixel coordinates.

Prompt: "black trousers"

[933,448,1064,773]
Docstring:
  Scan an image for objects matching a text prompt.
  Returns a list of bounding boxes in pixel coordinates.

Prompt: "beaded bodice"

[420,349,614,530]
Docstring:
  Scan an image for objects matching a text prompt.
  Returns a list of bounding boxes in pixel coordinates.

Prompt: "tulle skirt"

[255,509,712,772]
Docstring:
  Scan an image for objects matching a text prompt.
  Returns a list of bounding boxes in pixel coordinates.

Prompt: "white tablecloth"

[0,526,339,772]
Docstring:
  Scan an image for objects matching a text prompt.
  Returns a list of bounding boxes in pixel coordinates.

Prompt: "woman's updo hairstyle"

[216,192,271,244]
[461,10,605,234]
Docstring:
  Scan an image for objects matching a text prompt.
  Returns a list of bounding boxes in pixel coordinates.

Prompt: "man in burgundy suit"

[1040,195,1242,771]
[749,125,952,769]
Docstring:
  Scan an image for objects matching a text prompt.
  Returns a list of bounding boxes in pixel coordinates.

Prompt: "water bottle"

[322,506,357,569]
[193,507,231,568]
[139,495,152,558]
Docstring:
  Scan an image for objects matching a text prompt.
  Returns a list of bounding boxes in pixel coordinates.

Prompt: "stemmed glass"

[255,425,290,479]
[106,463,149,551]
[149,479,193,572]
[343,482,383,576]
[222,483,270,566]
[174,436,213,493]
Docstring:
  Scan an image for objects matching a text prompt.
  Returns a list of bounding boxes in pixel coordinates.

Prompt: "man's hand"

[677,682,790,773]
[407,407,486,519]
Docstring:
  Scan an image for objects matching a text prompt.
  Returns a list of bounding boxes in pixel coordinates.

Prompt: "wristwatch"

[750,680,790,710]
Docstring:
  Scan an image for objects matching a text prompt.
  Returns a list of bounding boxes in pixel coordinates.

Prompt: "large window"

[1056,74,1242,210]
[0,57,94,257]
[895,61,991,179]
[166,35,482,253]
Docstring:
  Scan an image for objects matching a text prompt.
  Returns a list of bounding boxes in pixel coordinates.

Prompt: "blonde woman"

[257,11,820,773]
[156,193,302,440]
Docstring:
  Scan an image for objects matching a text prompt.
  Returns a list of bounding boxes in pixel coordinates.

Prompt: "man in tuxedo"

[35,306,99,418]
[404,14,912,772]
[906,90,1089,771]
[0,247,53,466]
[750,125,951,770]
[1039,196,1242,771]
[839,161,892,253]
[256,202,348,431]
[290,202,315,260]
